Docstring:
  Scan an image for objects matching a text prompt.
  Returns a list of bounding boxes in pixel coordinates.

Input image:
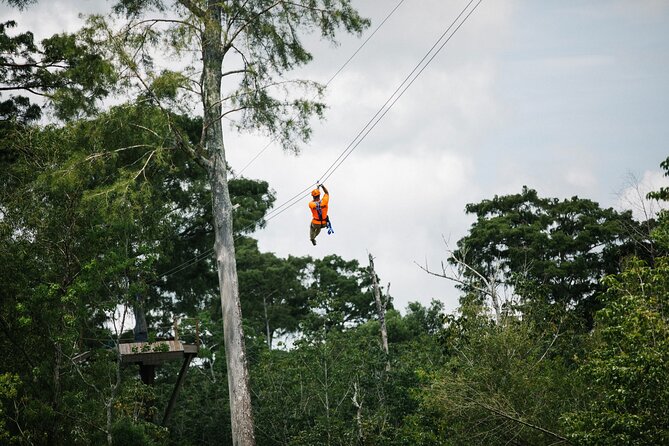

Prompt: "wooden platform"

[119,340,199,366]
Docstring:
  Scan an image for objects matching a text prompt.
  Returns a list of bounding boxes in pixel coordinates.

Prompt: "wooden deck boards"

[119,340,198,365]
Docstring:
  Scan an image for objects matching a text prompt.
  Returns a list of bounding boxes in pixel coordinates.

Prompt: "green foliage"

[303,255,377,333]
[0,117,123,442]
[235,238,310,346]
[113,0,165,18]
[455,186,638,330]
[227,0,370,151]
[0,20,116,121]
[0,101,203,443]
[8,3,667,442]
[0,0,36,9]
[230,178,276,234]
[250,304,444,446]
[112,380,168,444]
[409,311,580,445]
[0,373,21,444]
[111,418,167,446]
[149,70,189,100]
[564,257,669,445]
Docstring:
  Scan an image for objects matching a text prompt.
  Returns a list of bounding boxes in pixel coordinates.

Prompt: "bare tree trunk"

[49,342,62,446]
[471,399,572,444]
[323,350,331,446]
[351,380,364,443]
[132,296,148,342]
[106,348,122,446]
[263,294,272,350]
[202,4,255,445]
[415,242,505,325]
[368,253,390,371]
[490,286,501,325]
[108,305,129,446]
[133,295,155,385]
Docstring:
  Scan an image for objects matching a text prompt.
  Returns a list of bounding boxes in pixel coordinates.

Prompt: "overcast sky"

[4,0,669,314]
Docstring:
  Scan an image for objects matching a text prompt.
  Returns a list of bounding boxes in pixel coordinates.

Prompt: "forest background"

[2,0,669,445]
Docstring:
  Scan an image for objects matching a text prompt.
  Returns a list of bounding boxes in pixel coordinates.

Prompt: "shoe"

[311,239,316,246]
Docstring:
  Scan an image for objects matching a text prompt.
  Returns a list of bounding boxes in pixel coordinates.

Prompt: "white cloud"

[565,166,597,189]
[1,0,108,38]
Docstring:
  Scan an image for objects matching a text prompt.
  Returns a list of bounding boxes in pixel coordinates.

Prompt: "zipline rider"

[309,184,330,245]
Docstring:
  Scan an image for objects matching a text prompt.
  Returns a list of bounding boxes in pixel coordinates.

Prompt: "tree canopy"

[453,186,639,329]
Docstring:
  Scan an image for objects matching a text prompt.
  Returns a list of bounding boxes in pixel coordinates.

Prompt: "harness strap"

[316,201,325,224]
[314,200,332,234]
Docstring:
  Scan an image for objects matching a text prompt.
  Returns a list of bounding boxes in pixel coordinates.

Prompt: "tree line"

[2,0,669,444]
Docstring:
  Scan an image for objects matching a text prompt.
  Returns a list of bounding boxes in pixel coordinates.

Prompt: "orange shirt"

[309,193,329,225]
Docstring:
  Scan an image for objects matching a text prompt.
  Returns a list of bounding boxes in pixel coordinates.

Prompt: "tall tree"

[452,186,637,330]
[92,2,370,443]
[368,253,390,369]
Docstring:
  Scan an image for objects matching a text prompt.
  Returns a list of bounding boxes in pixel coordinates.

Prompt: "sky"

[3,0,669,314]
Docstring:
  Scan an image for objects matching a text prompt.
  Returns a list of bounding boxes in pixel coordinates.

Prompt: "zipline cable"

[318,0,480,184]
[260,0,483,223]
[154,1,408,281]
[234,0,407,178]
[155,181,317,282]
[156,0,483,282]
[157,2,410,281]
[155,248,215,279]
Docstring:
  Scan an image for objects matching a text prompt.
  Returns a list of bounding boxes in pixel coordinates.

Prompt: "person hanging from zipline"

[309,183,333,245]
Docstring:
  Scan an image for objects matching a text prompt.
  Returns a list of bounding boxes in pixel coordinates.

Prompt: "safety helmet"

[311,189,321,197]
